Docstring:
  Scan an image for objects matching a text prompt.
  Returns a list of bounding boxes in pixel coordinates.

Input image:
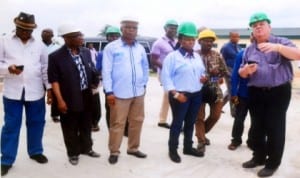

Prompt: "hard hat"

[198,29,217,41]
[164,19,178,28]
[57,24,81,36]
[249,12,271,27]
[120,16,139,24]
[105,26,121,34]
[178,22,197,37]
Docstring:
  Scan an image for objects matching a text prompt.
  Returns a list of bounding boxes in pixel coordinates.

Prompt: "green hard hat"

[164,19,178,28]
[249,12,271,27]
[178,22,197,37]
[105,26,121,34]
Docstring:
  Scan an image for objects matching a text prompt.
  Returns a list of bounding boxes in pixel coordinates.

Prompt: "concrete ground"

[0,66,300,178]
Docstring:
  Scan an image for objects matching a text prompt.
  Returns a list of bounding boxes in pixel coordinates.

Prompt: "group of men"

[1,11,300,178]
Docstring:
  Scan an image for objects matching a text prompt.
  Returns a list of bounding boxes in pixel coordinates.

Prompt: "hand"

[200,75,208,83]
[231,96,239,105]
[106,94,116,106]
[46,89,53,105]
[57,100,68,114]
[258,42,281,53]
[8,65,23,75]
[176,93,187,103]
[218,78,224,84]
[245,63,258,76]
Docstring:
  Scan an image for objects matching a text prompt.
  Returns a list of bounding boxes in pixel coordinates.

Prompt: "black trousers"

[50,93,60,117]
[248,82,291,169]
[60,90,93,157]
[231,96,253,148]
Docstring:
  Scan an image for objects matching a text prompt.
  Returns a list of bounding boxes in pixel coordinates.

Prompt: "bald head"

[229,31,240,44]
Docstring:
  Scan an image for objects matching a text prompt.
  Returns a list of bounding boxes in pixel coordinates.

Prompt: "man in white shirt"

[0,12,51,176]
[41,28,61,123]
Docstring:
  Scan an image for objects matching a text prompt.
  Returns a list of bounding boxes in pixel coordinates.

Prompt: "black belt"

[250,82,290,91]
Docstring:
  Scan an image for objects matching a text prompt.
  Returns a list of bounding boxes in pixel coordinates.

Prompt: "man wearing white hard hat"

[102,17,149,164]
[48,24,100,166]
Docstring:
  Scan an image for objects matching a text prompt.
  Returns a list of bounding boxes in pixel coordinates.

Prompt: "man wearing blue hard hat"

[239,12,300,177]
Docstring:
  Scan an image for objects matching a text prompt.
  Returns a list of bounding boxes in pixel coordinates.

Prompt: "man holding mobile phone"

[0,12,51,176]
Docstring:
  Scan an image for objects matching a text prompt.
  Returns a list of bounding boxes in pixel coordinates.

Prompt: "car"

[84,36,157,72]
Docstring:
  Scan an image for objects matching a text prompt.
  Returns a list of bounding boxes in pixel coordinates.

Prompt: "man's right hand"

[8,65,23,75]
[106,94,116,106]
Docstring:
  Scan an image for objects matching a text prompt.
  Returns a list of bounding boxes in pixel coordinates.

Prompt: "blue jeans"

[1,95,46,165]
[168,91,202,151]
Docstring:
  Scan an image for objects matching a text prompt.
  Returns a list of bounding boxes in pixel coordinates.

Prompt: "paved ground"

[0,66,300,178]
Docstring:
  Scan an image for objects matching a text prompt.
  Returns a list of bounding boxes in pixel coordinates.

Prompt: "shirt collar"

[178,47,194,59]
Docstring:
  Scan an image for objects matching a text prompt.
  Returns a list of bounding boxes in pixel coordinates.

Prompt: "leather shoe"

[69,156,79,165]
[205,137,210,145]
[108,155,118,164]
[82,150,100,158]
[183,148,204,157]
[1,164,12,176]
[158,123,170,129]
[257,167,277,177]
[169,150,181,163]
[127,151,147,158]
[30,154,48,164]
[228,142,241,150]
[242,159,265,168]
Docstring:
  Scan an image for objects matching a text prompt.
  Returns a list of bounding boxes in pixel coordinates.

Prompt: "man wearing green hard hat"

[151,19,178,130]
[240,12,300,177]
[161,21,207,163]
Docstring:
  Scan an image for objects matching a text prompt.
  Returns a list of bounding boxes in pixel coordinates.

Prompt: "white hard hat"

[57,24,81,36]
[120,16,139,24]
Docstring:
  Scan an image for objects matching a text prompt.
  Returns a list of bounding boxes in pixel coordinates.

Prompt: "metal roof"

[211,27,300,39]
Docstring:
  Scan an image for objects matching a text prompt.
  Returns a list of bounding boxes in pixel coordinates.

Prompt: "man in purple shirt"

[150,19,178,129]
[239,12,300,177]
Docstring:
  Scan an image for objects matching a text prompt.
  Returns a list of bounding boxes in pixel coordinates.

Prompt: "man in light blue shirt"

[102,17,149,164]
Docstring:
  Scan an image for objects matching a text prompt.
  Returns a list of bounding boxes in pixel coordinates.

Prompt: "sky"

[1,0,299,39]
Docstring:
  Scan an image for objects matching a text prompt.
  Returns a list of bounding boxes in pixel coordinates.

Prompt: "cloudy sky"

[1,0,299,38]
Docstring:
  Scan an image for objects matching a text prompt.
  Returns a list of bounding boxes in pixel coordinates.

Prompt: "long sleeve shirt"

[242,35,294,87]
[231,50,249,98]
[0,34,50,101]
[161,48,206,93]
[102,39,149,99]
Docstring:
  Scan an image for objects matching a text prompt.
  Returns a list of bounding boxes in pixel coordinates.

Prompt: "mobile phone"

[15,65,24,71]
[247,61,257,64]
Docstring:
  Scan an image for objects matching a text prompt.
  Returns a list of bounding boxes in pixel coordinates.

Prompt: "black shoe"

[30,154,48,164]
[52,116,60,123]
[69,156,79,165]
[169,150,181,163]
[242,158,265,168]
[82,150,100,158]
[1,165,12,176]
[228,142,241,150]
[127,151,147,158]
[183,148,204,157]
[205,137,210,145]
[158,123,170,129]
[108,155,118,164]
[257,167,277,177]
